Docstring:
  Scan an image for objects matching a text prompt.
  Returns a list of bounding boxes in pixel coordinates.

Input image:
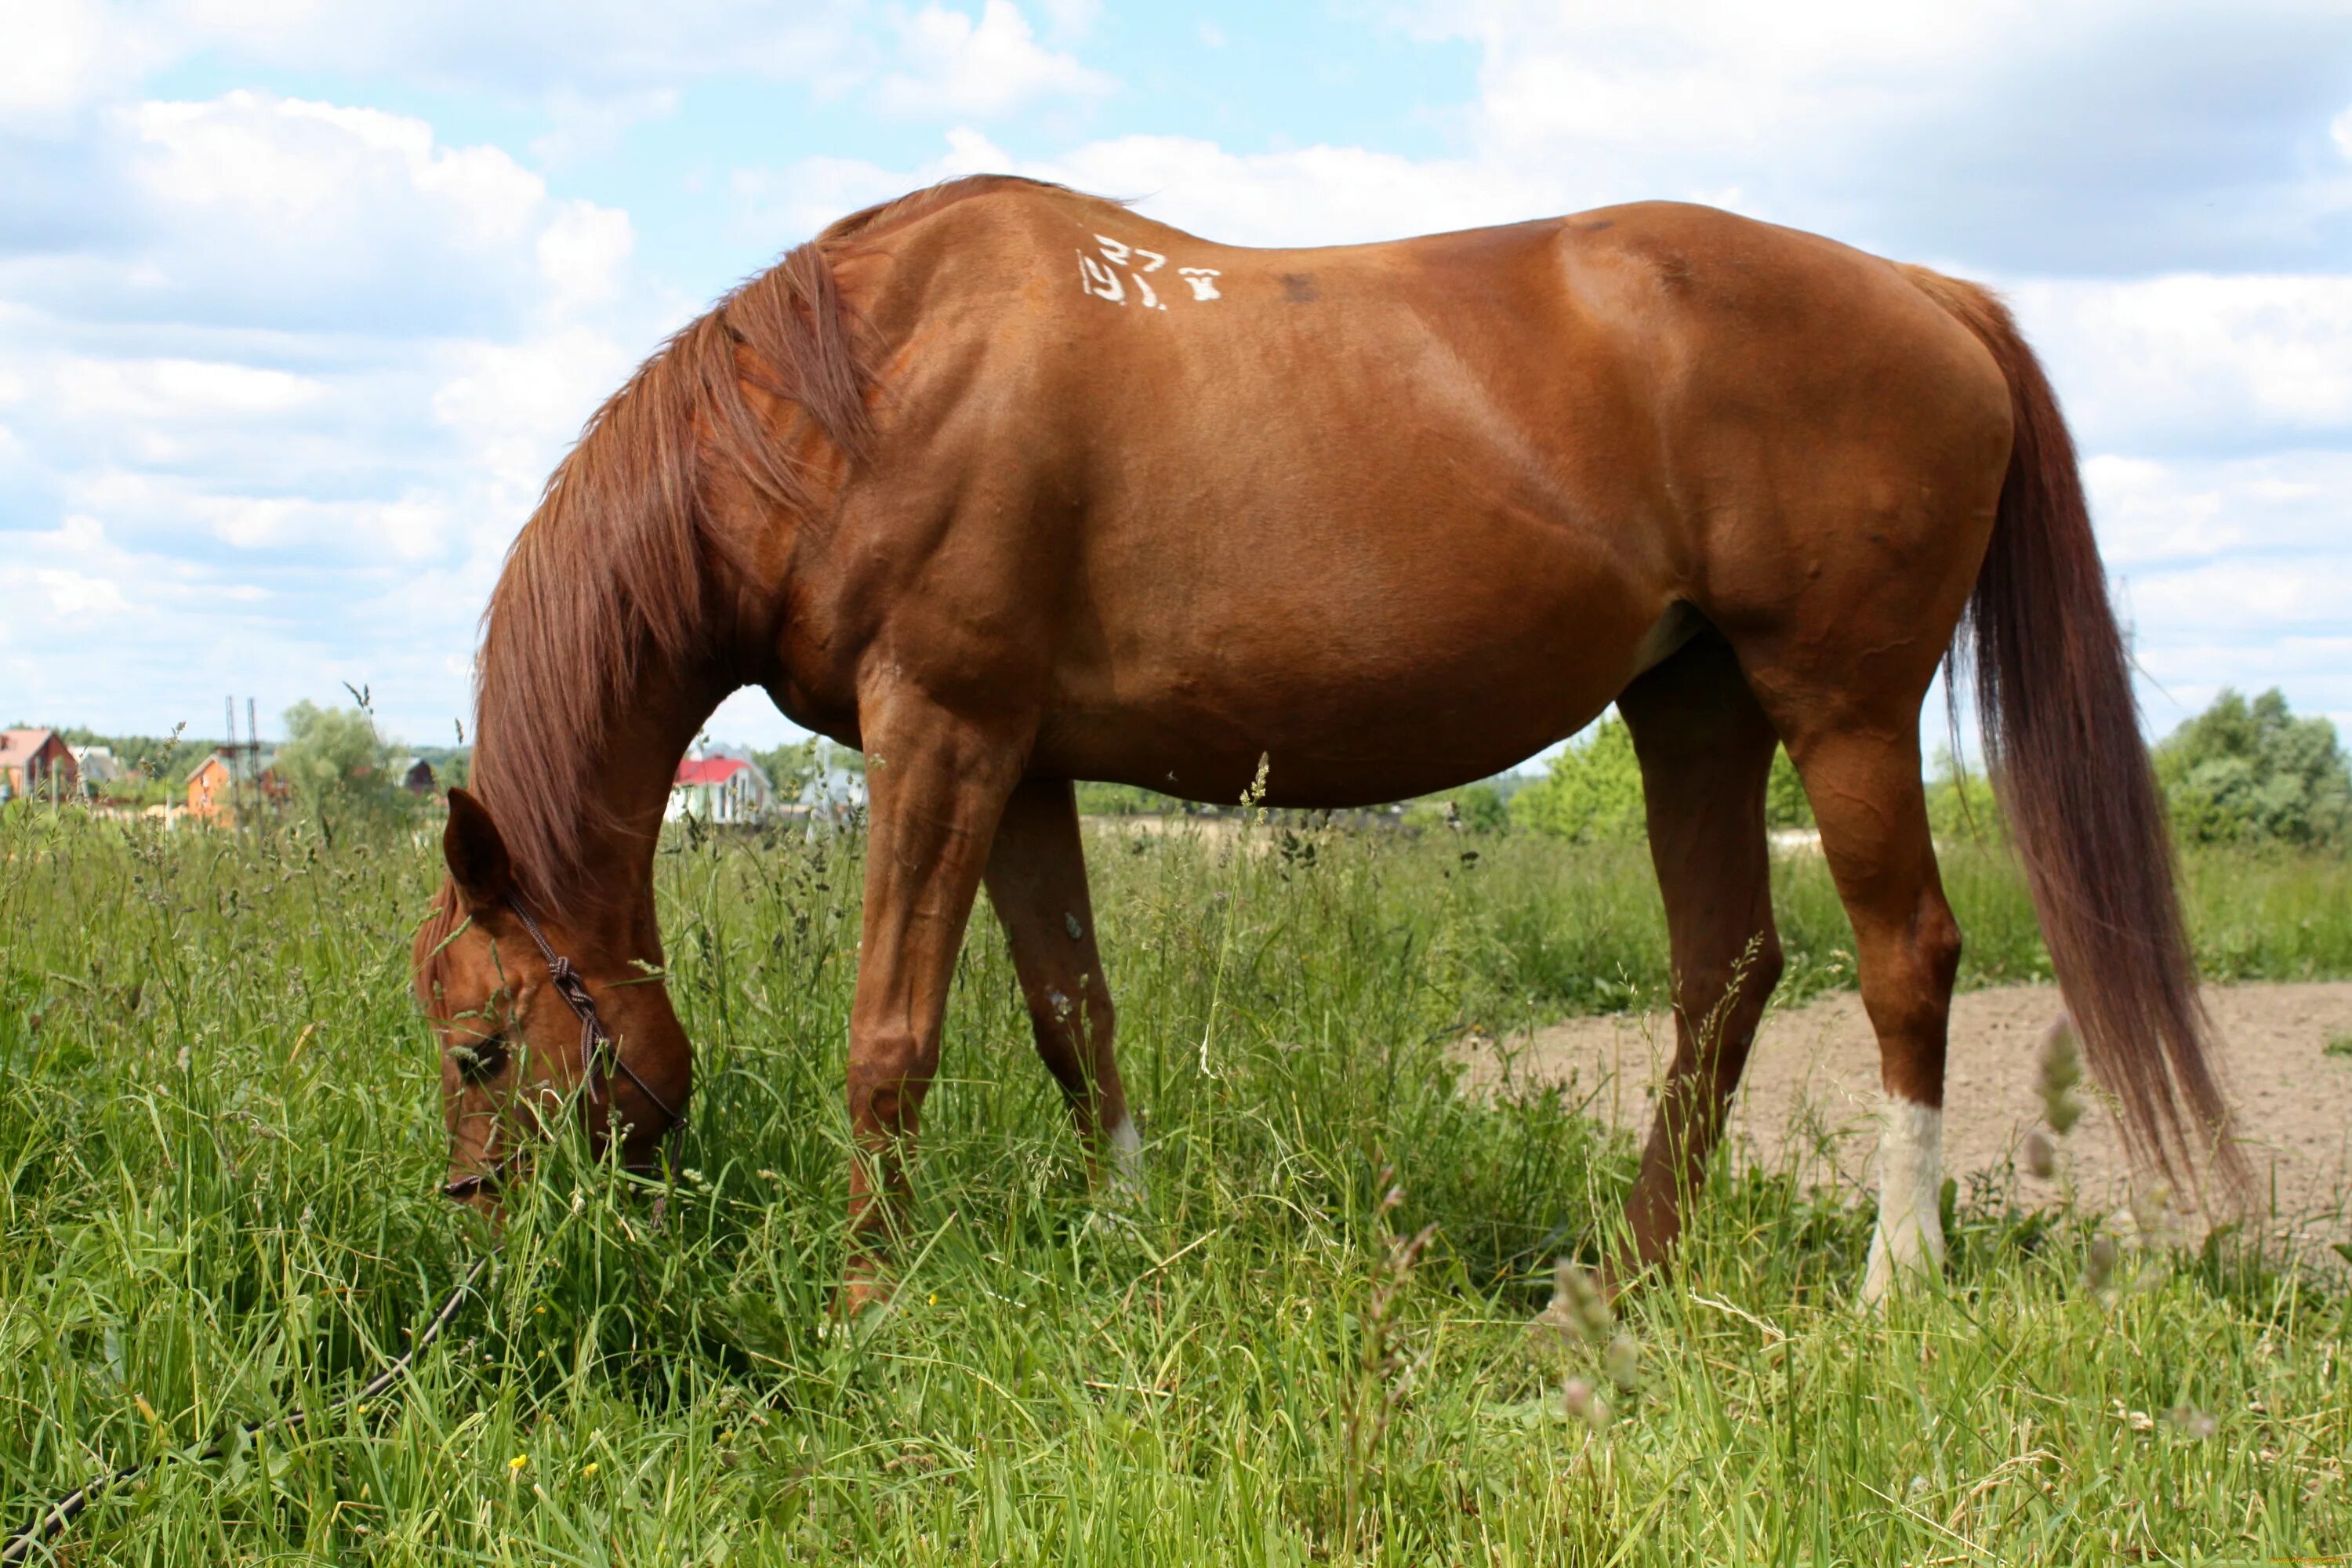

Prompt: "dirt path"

[1467,982,2352,1249]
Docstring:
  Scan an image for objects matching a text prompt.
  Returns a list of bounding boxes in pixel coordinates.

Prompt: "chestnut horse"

[413,176,2237,1309]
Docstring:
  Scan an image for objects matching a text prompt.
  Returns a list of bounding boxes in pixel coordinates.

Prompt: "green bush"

[1509,715,1644,841]
[1512,716,1813,841]
[2155,688,2351,848]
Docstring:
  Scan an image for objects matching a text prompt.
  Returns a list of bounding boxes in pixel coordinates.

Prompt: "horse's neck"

[551,660,729,959]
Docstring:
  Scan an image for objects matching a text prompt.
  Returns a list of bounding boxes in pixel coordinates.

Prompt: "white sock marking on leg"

[1861,1095,1946,1307]
[1107,1114,1145,1199]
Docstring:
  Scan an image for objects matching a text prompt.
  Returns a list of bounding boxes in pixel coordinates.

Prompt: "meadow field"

[4,807,2351,1563]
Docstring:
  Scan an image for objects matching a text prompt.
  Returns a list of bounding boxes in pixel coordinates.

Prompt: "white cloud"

[2017,274,2352,453]
[54,358,327,421]
[0,82,666,739]
[0,0,154,131]
[151,0,869,93]
[1414,0,2352,275]
[2086,452,2352,567]
[875,2,1113,118]
[2130,559,2352,637]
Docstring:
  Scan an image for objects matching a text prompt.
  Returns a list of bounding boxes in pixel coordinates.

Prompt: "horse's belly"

[1042,535,1670,808]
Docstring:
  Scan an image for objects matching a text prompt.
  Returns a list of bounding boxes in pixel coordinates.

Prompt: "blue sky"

[3,0,2349,757]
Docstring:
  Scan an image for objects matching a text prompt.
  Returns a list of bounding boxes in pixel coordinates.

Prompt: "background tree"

[1509,714,1646,842]
[278,701,405,824]
[1765,747,1813,830]
[2154,688,2350,848]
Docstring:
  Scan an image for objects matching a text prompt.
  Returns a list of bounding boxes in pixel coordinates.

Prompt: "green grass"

[3,808,2350,1563]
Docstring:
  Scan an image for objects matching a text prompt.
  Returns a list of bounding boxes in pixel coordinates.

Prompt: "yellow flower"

[582,1463,599,1477]
[508,1455,528,1473]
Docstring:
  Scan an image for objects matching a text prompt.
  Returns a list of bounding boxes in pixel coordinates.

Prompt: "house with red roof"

[0,729,78,802]
[666,750,777,825]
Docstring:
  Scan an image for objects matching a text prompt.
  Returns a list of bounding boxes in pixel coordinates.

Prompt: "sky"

[3,0,2348,756]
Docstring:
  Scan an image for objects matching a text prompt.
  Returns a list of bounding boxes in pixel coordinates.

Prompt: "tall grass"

[2,808,2347,1563]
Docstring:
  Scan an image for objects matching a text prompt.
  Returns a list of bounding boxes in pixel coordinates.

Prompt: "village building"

[666,751,777,825]
[0,729,79,802]
[69,744,124,787]
[399,757,438,796]
[186,747,288,826]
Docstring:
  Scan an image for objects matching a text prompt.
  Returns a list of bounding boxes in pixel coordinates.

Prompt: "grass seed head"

[1603,1334,1641,1395]
[2038,1017,2085,1134]
[2166,1406,2219,1440]
[2022,1128,2058,1180]
[1541,1260,1613,1347]
[2082,1234,2122,1303]
[1563,1376,1610,1432]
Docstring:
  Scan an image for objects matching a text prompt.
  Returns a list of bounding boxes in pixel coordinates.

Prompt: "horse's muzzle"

[441,1170,500,1201]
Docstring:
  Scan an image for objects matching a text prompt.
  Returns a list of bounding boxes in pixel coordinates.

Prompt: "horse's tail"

[1907,267,2243,1196]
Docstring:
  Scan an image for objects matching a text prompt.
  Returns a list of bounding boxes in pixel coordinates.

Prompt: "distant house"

[667,752,777,825]
[0,729,78,802]
[187,748,288,826]
[399,757,437,796]
[70,744,123,787]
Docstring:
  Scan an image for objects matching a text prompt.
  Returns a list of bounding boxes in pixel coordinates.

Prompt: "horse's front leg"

[840,704,1023,1316]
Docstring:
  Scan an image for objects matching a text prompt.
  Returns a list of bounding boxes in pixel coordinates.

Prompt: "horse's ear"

[443,788,515,911]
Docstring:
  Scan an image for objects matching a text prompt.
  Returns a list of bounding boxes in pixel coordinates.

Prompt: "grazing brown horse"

[412,175,2238,1309]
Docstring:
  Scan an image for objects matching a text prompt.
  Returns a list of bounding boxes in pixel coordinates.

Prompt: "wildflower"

[582,1462,598,1477]
[509,1455,528,1474]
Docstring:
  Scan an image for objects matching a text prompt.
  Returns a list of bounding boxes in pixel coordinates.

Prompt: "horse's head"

[412,788,691,1206]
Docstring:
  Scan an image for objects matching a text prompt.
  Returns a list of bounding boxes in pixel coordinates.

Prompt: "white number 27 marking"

[1078,234,1215,310]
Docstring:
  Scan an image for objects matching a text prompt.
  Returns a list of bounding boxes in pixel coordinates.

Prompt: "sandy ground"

[1465,982,2352,1251]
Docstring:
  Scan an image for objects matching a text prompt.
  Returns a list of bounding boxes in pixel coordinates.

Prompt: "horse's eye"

[449,1033,510,1083]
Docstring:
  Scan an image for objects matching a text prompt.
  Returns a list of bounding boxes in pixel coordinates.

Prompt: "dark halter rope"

[504,898,684,1130]
[441,900,687,1201]
[3,1253,495,1564]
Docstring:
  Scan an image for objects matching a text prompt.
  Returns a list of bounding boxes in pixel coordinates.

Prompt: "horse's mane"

[470,174,1069,910]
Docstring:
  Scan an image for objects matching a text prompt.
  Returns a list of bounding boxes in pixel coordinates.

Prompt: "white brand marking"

[1178,267,1222,301]
[1079,234,1214,310]
[1077,250,1125,304]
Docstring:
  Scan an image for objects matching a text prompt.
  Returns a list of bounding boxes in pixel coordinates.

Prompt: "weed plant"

[2,808,2348,1562]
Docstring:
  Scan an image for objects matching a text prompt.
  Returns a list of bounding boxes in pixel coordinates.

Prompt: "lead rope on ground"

[2,1250,496,1566]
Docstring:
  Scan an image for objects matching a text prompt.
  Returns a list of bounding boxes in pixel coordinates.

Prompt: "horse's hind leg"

[1777,716,1961,1305]
[1611,633,1785,1278]
[983,778,1138,1191]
